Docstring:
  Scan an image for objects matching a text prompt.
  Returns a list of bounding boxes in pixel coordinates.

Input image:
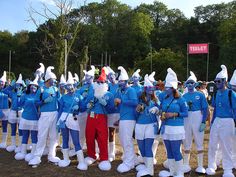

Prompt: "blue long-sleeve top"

[136,99,159,124]
[212,89,236,120]
[108,82,120,113]
[0,89,9,109]
[160,95,188,126]
[58,93,82,118]
[116,87,138,121]
[87,91,115,115]
[132,84,143,96]
[36,86,60,112]
[76,83,94,112]
[20,93,39,120]
[183,91,208,123]
[3,86,23,111]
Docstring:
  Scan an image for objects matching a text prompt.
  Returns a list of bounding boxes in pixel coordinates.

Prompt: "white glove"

[149,107,159,114]
[99,98,107,106]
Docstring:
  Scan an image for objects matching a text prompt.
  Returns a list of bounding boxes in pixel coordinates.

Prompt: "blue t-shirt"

[20,93,39,121]
[212,89,236,118]
[136,100,159,124]
[0,89,8,109]
[160,95,188,126]
[88,92,115,115]
[116,87,138,121]
[183,91,208,111]
[36,86,59,112]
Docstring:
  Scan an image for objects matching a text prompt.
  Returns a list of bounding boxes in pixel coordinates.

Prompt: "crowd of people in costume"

[0,63,236,177]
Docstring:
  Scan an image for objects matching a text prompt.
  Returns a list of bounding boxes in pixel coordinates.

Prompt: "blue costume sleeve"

[2,85,13,97]
[201,107,208,123]
[178,98,188,117]
[104,93,115,111]
[57,97,64,119]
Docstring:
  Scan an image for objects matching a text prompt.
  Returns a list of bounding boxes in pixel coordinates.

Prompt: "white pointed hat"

[186,71,197,83]
[118,66,129,81]
[106,66,115,75]
[148,71,156,83]
[144,74,153,87]
[45,66,57,81]
[60,74,66,85]
[0,71,7,82]
[67,71,74,85]
[36,63,45,74]
[132,69,141,78]
[86,65,95,77]
[215,65,228,81]
[165,68,178,89]
[29,75,39,86]
[16,74,24,84]
[74,73,79,82]
[230,70,236,86]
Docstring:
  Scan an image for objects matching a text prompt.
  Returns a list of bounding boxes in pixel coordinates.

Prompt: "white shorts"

[1,109,9,121]
[107,113,119,128]
[162,125,185,141]
[59,112,80,131]
[19,118,38,131]
[135,123,157,140]
[183,111,204,151]
[8,110,22,124]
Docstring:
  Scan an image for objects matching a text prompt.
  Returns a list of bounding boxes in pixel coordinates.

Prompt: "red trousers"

[85,113,108,161]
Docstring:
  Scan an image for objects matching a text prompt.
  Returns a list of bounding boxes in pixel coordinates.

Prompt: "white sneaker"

[58,159,71,167]
[98,160,111,171]
[48,156,60,163]
[206,167,216,175]
[117,163,133,173]
[195,166,206,174]
[84,157,96,166]
[25,153,34,162]
[159,170,171,177]
[15,152,26,160]
[182,164,191,173]
[6,145,16,152]
[29,156,41,166]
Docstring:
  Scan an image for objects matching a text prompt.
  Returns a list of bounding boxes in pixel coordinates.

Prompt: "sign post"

[187,43,209,81]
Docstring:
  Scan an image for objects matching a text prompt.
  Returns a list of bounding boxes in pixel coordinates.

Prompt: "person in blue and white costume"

[115,66,138,173]
[0,71,10,149]
[131,69,143,96]
[14,75,40,161]
[3,74,25,153]
[148,71,161,165]
[159,68,188,177]
[229,69,236,168]
[29,66,61,166]
[135,74,160,177]
[57,72,87,170]
[206,65,236,177]
[182,71,208,174]
[59,74,66,95]
[75,65,95,150]
[106,66,120,162]
[35,63,45,88]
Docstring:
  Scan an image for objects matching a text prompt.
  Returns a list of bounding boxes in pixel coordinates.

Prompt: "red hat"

[97,67,107,82]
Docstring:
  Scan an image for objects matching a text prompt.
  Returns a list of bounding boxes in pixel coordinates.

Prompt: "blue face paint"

[48,79,56,86]
[0,81,5,89]
[214,78,225,90]
[165,87,173,96]
[145,86,154,95]
[73,81,79,88]
[30,85,38,93]
[66,84,74,93]
[118,80,127,90]
[108,73,116,84]
[186,80,195,92]
[132,76,140,85]
[85,75,93,84]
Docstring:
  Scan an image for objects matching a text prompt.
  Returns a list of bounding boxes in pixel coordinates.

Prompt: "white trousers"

[208,118,234,170]
[183,111,204,151]
[78,112,87,148]
[119,120,136,168]
[34,111,58,157]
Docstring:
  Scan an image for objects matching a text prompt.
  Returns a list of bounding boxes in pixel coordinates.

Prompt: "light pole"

[150,45,153,72]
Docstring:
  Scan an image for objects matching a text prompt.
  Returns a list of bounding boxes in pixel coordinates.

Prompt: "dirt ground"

[0,126,235,177]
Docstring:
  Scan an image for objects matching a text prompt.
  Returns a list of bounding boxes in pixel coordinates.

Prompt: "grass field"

[0,127,235,177]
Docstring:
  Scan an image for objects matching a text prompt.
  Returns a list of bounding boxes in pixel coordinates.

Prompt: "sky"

[0,0,233,34]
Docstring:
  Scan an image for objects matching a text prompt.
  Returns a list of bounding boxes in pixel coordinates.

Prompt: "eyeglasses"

[214,80,222,84]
